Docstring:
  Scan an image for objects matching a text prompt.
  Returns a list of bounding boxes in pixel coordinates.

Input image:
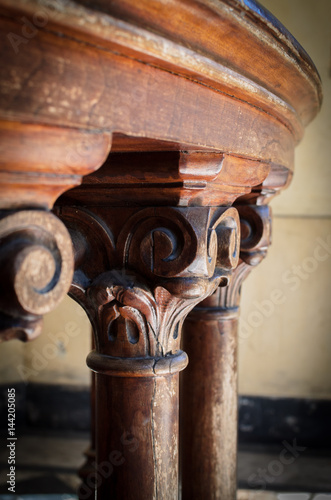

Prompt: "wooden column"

[181,293,239,499]
[180,204,271,499]
[58,204,240,499]
[92,353,183,499]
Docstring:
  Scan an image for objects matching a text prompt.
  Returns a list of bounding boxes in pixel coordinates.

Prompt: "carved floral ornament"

[56,206,240,371]
[0,204,271,348]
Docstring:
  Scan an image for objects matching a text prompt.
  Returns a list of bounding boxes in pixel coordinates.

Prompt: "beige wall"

[239,218,331,398]
[239,0,331,398]
[1,0,330,400]
[0,296,91,386]
[20,297,91,386]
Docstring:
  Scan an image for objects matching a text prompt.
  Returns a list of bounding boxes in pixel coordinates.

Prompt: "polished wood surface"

[0,0,322,498]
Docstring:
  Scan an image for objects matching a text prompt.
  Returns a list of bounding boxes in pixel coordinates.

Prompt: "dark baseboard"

[1,383,331,447]
[0,382,90,432]
[238,395,331,448]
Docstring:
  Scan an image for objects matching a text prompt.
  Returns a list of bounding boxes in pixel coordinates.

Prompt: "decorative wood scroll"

[0,210,74,341]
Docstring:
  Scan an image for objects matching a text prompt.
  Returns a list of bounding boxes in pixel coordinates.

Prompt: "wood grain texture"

[0,12,308,172]
[0,0,321,137]
[94,372,179,500]
[70,0,321,125]
[0,120,111,209]
[0,0,321,213]
[58,150,270,207]
[181,303,238,500]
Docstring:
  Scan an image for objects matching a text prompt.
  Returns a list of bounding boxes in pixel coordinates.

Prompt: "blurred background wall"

[239,0,331,400]
[0,0,330,420]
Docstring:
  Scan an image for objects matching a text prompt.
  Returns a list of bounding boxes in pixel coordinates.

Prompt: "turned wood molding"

[0,0,321,172]
[0,121,112,210]
[0,0,321,139]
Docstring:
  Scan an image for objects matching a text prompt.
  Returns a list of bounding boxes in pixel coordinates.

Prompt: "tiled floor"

[238,443,331,492]
[0,431,330,497]
[1,494,331,500]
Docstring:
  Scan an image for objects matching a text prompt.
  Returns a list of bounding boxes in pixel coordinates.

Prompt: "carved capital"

[215,204,272,310]
[0,210,74,341]
[58,206,240,375]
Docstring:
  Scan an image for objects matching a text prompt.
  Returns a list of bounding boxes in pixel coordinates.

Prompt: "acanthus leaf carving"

[58,206,240,364]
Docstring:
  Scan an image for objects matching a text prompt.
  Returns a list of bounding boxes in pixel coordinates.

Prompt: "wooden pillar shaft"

[181,293,238,499]
[78,338,96,500]
[94,369,180,499]
[180,204,272,500]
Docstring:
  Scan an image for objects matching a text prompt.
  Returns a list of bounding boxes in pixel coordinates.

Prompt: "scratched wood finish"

[95,373,179,499]
[0,0,322,181]
[0,18,295,170]
[0,0,321,137]
[0,120,111,210]
[181,294,238,500]
[0,1,322,499]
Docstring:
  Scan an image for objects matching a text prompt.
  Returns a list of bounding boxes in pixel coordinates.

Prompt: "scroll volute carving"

[214,204,272,310]
[225,164,289,303]
[59,206,240,360]
[0,210,74,341]
[238,204,272,266]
